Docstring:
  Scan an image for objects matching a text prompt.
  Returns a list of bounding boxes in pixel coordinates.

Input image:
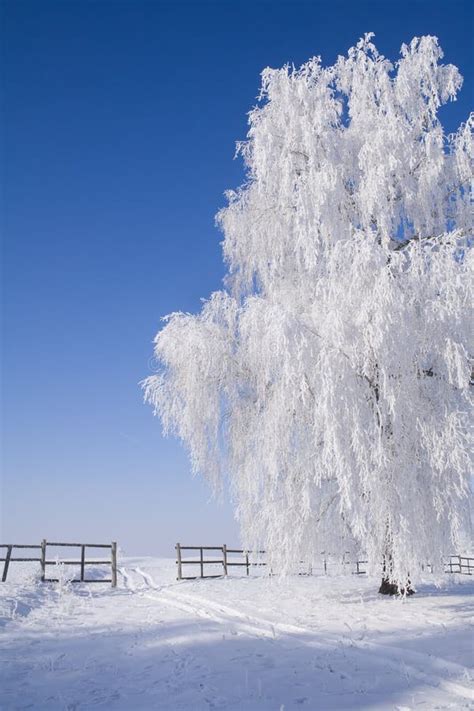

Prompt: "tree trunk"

[378,553,415,596]
[378,578,415,596]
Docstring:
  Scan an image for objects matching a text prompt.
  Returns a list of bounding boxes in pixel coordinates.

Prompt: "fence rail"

[0,540,117,586]
[176,543,266,580]
[175,544,474,581]
[445,555,474,575]
[0,544,41,582]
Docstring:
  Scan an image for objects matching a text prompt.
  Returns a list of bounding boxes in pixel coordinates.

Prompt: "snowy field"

[1,557,473,711]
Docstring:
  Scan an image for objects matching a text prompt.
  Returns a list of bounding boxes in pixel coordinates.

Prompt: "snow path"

[1,558,473,710]
[143,586,474,702]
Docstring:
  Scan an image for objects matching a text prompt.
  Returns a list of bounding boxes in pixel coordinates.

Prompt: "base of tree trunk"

[378,578,415,596]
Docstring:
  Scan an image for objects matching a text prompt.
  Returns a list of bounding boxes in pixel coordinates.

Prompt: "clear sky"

[2,0,472,555]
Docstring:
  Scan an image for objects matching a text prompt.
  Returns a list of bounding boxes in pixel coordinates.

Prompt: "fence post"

[80,545,86,582]
[176,543,182,580]
[200,547,204,578]
[246,552,249,576]
[40,539,46,582]
[111,542,117,588]
[2,545,12,582]
[222,544,228,576]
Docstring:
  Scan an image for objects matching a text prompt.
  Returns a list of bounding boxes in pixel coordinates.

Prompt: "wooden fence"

[445,555,474,575]
[0,544,41,582]
[175,544,473,581]
[0,540,117,586]
[176,543,266,580]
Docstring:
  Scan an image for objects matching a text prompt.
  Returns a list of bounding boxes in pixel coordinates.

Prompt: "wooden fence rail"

[175,544,474,581]
[0,540,117,586]
[445,555,474,575]
[176,543,266,580]
[0,544,41,582]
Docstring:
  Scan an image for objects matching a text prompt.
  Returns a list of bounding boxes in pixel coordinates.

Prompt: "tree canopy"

[144,35,472,587]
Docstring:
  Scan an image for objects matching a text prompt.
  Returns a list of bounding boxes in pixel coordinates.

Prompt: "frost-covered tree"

[144,35,473,593]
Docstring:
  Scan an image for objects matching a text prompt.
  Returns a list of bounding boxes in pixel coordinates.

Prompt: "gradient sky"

[2,0,472,555]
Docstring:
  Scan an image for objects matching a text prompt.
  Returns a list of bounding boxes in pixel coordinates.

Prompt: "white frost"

[144,35,473,586]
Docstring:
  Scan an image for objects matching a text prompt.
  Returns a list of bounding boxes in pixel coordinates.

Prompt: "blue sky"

[2,0,472,555]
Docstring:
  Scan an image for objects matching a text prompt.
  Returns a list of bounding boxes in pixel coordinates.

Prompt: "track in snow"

[120,566,474,704]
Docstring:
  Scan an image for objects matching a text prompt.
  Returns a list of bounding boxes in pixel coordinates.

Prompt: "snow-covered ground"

[1,557,473,710]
